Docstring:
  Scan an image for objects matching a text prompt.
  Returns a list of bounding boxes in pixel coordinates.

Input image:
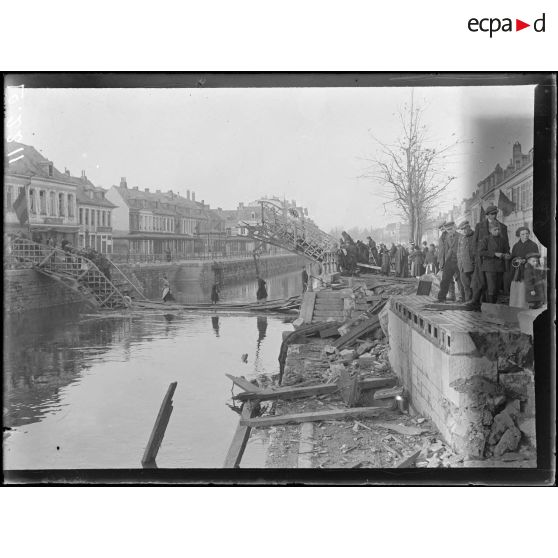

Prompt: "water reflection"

[3,273,300,470]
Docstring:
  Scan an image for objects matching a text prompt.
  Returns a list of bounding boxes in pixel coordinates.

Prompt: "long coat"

[479,235,509,273]
[457,230,475,273]
[439,233,460,267]
[510,239,539,282]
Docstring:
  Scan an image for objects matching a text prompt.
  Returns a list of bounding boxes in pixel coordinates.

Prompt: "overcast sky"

[13,85,534,230]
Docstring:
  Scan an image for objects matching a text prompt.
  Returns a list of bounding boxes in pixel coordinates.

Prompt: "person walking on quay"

[161,274,174,302]
[468,205,510,309]
[524,252,546,309]
[394,243,409,277]
[380,244,391,275]
[508,226,539,308]
[456,221,476,302]
[367,236,379,266]
[301,266,309,293]
[438,222,457,300]
[478,223,511,304]
[425,243,438,274]
[409,242,425,278]
[437,221,465,303]
[211,282,220,304]
[256,276,268,303]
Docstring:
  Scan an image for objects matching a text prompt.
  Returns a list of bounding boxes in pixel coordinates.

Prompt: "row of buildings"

[371,142,542,256]
[4,142,312,260]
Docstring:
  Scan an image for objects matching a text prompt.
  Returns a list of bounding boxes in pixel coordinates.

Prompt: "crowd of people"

[333,204,546,311]
[435,204,546,310]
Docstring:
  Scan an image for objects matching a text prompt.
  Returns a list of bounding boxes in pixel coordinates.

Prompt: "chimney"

[217,207,222,212]
[133,186,139,190]
[201,200,205,205]
[167,189,173,198]
[120,177,127,188]
[192,191,196,202]
[145,188,150,193]
[64,168,70,176]
[156,189,161,194]
[81,170,87,182]
[187,189,190,200]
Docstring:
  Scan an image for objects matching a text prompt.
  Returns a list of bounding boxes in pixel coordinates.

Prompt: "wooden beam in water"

[233,377,395,402]
[225,373,262,393]
[241,405,387,428]
[141,382,177,468]
[223,401,259,468]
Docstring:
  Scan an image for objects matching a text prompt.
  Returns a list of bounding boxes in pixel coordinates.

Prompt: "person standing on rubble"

[468,205,509,309]
[409,242,425,278]
[437,222,465,303]
[425,244,438,274]
[456,220,476,302]
[509,227,539,308]
[478,223,511,304]
[380,244,391,275]
[524,252,546,309]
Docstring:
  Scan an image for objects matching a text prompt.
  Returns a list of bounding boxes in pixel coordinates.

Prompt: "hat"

[457,220,470,230]
[526,252,540,259]
[485,204,498,215]
[444,221,455,227]
[438,222,446,230]
[515,226,530,237]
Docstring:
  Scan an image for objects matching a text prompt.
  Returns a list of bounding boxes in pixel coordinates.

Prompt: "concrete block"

[481,303,521,323]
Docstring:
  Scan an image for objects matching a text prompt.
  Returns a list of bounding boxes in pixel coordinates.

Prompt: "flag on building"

[12,186,29,226]
[498,190,516,217]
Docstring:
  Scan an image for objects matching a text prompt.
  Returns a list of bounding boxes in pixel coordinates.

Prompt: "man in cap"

[478,222,511,303]
[437,221,456,300]
[456,220,475,302]
[524,251,546,309]
[468,205,509,308]
[437,221,465,303]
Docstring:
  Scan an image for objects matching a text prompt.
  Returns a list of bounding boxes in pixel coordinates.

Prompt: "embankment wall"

[119,254,307,296]
[5,268,85,314]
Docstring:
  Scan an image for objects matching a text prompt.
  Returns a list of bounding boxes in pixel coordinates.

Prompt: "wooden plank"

[242,406,388,428]
[319,325,342,338]
[141,381,177,467]
[235,383,339,401]
[234,376,396,402]
[299,291,317,323]
[223,401,258,468]
[374,421,426,436]
[338,369,361,407]
[374,386,404,400]
[333,316,381,349]
[225,373,261,393]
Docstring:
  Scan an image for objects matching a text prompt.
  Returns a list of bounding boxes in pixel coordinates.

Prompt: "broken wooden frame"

[141,381,177,468]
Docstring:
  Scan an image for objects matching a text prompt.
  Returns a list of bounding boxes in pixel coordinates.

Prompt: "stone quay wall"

[119,253,307,297]
[4,253,307,313]
[5,268,86,314]
[387,296,535,460]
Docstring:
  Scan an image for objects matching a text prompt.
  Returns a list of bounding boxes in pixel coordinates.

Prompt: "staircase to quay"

[7,238,144,309]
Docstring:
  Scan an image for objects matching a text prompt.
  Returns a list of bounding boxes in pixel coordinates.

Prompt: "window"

[29,189,36,213]
[97,210,100,226]
[59,193,65,216]
[102,211,106,226]
[39,190,47,214]
[79,208,84,225]
[107,212,111,227]
[67,194,74,217]
[5,185,13,210]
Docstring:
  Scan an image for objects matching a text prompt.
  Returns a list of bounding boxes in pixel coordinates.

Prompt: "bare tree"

[361,92,458,244]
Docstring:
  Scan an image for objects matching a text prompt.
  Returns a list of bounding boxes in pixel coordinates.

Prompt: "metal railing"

[108,249,290,265]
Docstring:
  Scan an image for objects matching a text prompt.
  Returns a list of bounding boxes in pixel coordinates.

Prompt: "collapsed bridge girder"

[242,200,337,269]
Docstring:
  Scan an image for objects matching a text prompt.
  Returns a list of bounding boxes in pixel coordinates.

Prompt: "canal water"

[3,269,309,470]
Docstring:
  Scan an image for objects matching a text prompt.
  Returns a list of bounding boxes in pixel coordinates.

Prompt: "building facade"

[106,180,226,259]
[468,142,543,256]
[4,142,79,245]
